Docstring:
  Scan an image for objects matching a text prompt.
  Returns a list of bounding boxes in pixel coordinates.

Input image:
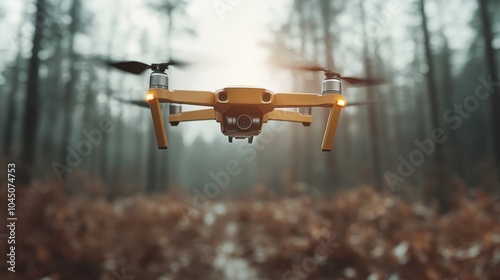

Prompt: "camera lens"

[236,114,252,130]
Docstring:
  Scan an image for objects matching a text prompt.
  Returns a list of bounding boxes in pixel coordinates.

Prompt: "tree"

[478,0,500,173]
[3,3,28,157]
[419,0,447,213]
[21,0,47,169]
[360,0,383,189]
[435,4,464,177]
[58,0,81,162]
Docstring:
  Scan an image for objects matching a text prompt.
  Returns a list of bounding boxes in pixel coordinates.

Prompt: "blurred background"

[0,0,500,279]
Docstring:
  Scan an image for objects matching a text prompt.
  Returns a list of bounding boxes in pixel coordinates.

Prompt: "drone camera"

[236,114,254,130]
[227,115,260,132]
[222,106,263,135]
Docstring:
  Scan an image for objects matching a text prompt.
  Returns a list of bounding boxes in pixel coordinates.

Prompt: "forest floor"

[0,177,500,280]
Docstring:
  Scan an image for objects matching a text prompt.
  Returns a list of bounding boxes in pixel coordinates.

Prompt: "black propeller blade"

[344,96,412,107]
[289,65,327,72]
[113,97,149,108]
[284,63,385,87]
[106,59,189,75]
[107,61,150,74]
[345,100,379,107]
[340,76,384,86]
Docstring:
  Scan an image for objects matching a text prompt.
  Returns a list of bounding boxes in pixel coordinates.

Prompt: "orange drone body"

[105,59,378,151]
[146,86,345,151]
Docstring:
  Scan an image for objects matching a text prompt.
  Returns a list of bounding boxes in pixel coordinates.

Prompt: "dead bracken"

[0,180,499,280]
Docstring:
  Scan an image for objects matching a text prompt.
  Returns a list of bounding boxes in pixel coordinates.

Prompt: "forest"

[0,0,499,279]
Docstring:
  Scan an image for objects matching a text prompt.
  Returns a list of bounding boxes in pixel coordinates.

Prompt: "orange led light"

[336,99,346,107]
[146,93,155,101]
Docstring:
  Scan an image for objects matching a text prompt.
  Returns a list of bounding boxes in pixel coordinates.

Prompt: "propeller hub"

[151,63,168,71]
[324,70,341,79]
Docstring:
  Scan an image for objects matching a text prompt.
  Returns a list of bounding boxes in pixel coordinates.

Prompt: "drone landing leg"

[321,106,341,151]
[149,99,168,149]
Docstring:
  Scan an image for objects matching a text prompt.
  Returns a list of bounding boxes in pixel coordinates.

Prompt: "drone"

[108,59,381,151]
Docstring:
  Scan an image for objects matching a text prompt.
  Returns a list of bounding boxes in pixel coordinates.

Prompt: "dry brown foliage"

[1,179,500,280]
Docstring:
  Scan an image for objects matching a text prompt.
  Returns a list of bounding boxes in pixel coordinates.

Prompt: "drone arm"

[321,106,341,151]
[149,88,216,107]
[149,98,168,149]
[169,108,216,123]
[265,110,312,124]
[146,89,215,149]
[273,93,339,108]
[274,93,344,151]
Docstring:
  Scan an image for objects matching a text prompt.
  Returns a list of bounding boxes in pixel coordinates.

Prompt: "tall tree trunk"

[440,30,464,176]
[419,0,447,213]
[478,0,500,172]
[111,78,126,193]
[3,26,26,157]
[40,31,64,167]
[3,2,29,158]
[21,0,46,169]
[81,62,99,174]
[59,0,80,162]
[99,10,119,186]
[360,0,382,189]
[146,130,158,193]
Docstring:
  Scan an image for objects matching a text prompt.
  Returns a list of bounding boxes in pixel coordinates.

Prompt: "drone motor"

[322,75,342,95]
[149,71,169,89]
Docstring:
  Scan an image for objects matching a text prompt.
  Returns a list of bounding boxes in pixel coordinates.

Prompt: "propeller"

[113,97,149,108]
[344,96,413,107]
[106,58,189,75]
[284,64,385,87]
[345,100,379,107]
